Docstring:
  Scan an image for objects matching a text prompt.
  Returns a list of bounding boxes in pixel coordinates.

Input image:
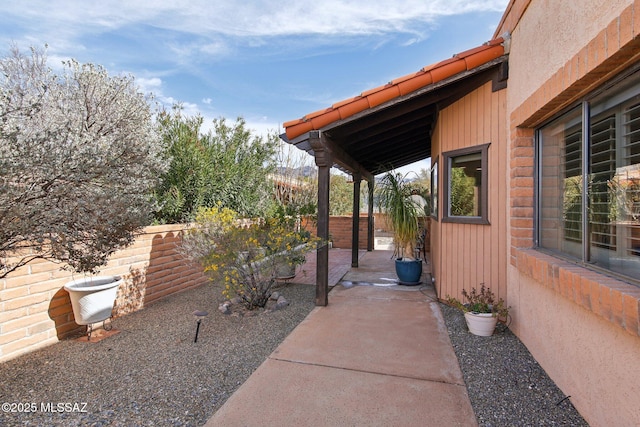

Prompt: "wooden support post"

[351,173,361,268]
[367,177,374,252]
[310,132,331,307]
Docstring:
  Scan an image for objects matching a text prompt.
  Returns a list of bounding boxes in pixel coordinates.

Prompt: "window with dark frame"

[430,158,438,220]
[537,69,640,283]
[441,144,490,224]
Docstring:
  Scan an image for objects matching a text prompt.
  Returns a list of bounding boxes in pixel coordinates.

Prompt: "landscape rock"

[274,295,289,310]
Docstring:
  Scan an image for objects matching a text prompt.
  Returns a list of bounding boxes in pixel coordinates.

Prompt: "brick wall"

[0,225,208,363]
[301,215,373,249]
[328,215,371,249]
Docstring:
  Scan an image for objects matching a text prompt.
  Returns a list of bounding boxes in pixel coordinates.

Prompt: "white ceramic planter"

[64,276,122,325]
[275,262,296,280]
[464,311,498,336]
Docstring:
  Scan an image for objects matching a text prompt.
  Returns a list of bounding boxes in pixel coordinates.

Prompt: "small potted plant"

[446,284,509,336]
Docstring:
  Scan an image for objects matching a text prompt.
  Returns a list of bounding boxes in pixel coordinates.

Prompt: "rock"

[275,295,289,310]
[231,297,242,305]
[218,303,231,315]
[270,292,280,301]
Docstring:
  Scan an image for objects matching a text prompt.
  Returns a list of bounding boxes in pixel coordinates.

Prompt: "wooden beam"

[367,177,374,252]
[309,132,331,307]
[351,174,361,268]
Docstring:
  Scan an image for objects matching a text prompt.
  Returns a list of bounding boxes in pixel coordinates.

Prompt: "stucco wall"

[506,0,631,111]
[511,266,640,426]
[504,1,640,425]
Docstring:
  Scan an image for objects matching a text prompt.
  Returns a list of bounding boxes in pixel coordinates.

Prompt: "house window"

[537,70,640,282]
[442,144,489,224]
[430,158,438,219]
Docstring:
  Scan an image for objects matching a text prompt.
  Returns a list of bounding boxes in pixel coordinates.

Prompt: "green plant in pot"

[446,284,509,336]
[376,170,424,285]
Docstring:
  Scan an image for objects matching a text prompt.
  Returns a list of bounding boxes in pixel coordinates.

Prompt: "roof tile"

[463,45,504,70]
[285,121,314,139]
[337,96,371,121]
[367,84,401,108]
[305,107,334,120]
[396,71,433,95]
[332,96,361,109]
[283,37,505,141]
[282,118,303,128]
[430,58,467,83]
[311,108,341,129]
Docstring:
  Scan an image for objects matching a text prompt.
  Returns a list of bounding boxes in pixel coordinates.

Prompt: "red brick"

[622,291,640,336]
[591,30,608,70]
[599,283,612,321]
[606,17,620,58]
[619,4,633,42]
[634,0,640,37]
[610,288,625,328]
[590,281,601,316]
[580,277,593,310]
[559,269,571,299]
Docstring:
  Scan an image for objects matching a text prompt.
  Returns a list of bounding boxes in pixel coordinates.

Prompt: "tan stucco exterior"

[507,0,631,110]
[500,1,640,425]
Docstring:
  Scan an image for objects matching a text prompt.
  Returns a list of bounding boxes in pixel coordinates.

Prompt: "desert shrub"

[181,207,318,309]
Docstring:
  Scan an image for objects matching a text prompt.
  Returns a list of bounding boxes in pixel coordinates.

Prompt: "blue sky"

[0,0,508,173]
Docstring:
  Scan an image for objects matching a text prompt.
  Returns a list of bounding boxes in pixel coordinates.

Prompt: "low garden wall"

[0,214,399,363]
[324,215,371,249]
[0,224,208,363]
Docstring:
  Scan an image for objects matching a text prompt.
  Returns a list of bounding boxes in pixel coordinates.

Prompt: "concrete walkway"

[205,250,477,426]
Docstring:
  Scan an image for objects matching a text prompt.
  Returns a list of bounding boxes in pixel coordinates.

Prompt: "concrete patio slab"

[272,286,463,384]
[205,250,477,427]
[207,357,475,427]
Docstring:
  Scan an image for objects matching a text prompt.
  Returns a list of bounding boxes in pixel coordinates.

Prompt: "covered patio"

[280,37,508,306]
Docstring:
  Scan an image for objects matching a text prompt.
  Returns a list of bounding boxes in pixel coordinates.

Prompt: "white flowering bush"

[0,45,166,277]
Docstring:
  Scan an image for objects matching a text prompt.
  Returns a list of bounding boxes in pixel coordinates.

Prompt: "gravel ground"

[440,303,589,427]
[0,282,316,427]
[0,281,589,426]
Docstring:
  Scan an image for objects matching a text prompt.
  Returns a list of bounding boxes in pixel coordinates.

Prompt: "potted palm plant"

[376,171,423,285]
[446,284,509,336]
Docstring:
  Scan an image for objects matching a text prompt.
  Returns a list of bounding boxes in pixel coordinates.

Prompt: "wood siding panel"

[431,81,507,301]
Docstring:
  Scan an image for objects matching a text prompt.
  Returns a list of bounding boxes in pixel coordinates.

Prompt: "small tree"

[0,46,165,277]
[154,107,278,223]
[330,173,358,215]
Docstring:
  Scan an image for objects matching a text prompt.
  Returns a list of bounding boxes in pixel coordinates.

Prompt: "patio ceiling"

[280,37,509,178]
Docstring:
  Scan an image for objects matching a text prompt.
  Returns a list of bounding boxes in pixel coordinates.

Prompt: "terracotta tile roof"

[283,37,505,141]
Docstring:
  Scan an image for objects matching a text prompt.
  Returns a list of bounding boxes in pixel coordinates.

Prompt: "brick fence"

[0,215,387,363]
[0,225,208,363]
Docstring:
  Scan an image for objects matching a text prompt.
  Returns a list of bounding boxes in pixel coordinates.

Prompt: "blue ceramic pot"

[395,258,422,285]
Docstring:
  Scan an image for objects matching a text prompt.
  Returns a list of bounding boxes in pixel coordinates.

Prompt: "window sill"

[515,248,640,337]
[442,217,490,225]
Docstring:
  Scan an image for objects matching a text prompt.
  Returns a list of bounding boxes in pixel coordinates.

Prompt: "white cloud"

[137,77,163,93]
[0,1,508,54]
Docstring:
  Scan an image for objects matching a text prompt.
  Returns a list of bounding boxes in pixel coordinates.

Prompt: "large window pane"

[594,100,640,278]
[539,107,583,259]
[537,72,640,283]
